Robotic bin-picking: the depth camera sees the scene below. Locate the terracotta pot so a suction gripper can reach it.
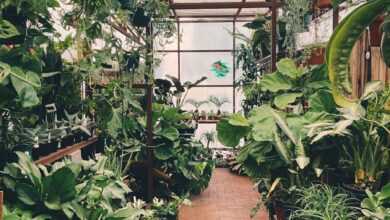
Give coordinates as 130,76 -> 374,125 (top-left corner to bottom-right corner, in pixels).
307,47 -> 325,65
316,0 -> 332,8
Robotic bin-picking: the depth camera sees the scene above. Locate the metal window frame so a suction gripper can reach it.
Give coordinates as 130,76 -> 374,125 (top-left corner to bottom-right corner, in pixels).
159,0 -> 281,114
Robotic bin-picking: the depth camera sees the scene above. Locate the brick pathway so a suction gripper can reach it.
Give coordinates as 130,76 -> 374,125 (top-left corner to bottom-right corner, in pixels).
179,168 -> 269,220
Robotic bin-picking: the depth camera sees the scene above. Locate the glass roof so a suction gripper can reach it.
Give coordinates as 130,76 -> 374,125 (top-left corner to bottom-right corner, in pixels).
169,0 -> 272,19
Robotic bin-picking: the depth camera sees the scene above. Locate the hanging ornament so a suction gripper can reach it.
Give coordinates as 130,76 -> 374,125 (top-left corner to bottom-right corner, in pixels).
211,60 -> 230,78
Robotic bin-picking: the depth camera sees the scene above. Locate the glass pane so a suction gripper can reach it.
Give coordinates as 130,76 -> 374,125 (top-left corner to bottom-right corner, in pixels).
195,123 -> 227,148
235,87 -> 245,113
182,87 -> 233,113
235,22 -> 252,46
180,22 -> 233,50
154,23 -> 178,51
180,52 -> 234,85
154,53 -> 178,79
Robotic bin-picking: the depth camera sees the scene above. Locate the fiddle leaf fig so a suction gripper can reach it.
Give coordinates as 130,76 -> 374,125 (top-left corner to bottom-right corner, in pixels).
260,72 -> 292,92
217,119 -> 249,147
248,105 -> 276,142
274,93 -> 302,109
276,58 -> 305,79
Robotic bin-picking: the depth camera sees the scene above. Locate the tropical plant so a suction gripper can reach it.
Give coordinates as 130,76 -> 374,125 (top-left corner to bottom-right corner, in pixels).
307,82 -> 390,188
360,183 -> 390,220
201,131 -> 216,149
326,0 -> 390,109
1,152 -> 150,220
208,96 -> 230,114
235,15 -> 287,114
290,184 -> 360,220
185,99 -> 209,111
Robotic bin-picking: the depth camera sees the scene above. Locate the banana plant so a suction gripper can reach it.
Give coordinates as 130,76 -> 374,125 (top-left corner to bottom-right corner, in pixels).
326,0 -> 390,108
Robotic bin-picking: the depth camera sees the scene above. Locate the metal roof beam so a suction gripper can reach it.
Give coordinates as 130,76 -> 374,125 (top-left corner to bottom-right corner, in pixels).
170,2 -> 282,10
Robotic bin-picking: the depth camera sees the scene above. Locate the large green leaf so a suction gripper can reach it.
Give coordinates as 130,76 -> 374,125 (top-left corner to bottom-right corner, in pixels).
308,90 -> 336,113
228,113 -> 250,127
159,126 -> 179,141
217,119 -> 249,147
381,17 -> 390,67
10,68 -> 41,107
248,105 -> 276,142
0,61 -> 11,83
0,19 -> 20,39
15,152 -> 42,188
15,183 -> 41,205
43,167 -> 76,210
274,93 -> 302,109
107,108 -> 122,138
260,72 -> 292,92
276,58 -> 305,79
273,130 -> 292,164
155,145 -> 174,160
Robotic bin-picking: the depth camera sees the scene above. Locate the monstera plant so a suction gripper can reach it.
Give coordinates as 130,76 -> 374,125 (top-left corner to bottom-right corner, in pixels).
326,0 -> 390,108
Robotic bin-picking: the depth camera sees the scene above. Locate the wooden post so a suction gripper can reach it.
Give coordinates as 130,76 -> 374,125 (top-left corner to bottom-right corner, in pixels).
271,0 -> 278,71
0,191 -> 3,220
145,24 -> 154,202
333,6 -> 339,30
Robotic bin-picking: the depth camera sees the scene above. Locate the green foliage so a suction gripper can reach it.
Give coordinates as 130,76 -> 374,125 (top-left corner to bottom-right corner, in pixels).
290,185 -> 359,220
326,0 -> 390,108
1,153 -> 150,220
360,183 -> 390,220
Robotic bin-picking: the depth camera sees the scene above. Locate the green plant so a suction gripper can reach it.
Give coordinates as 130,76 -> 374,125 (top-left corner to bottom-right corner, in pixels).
307,83 -> 390,188
360,183 -> 390,220
151,195 -> 191,220
1,152 -> 151,220
185,99 -> 208,111
208,95 -> 230,114
290,184 -> 359,220
282,0 -> 312,55
201,131 -> 216,149
326,0 -> 390,108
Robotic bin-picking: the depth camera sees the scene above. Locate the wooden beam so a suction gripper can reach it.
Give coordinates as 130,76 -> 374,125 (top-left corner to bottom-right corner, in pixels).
35,137 -> 98,165
171,2 -> 282,10
0,191 -> 3,220
271,0 -> 278,71
333,6 -> 339,30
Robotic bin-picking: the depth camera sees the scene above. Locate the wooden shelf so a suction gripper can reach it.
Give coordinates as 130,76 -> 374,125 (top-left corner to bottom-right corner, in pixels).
35,137 -> 98,165
197,120 -> 220,124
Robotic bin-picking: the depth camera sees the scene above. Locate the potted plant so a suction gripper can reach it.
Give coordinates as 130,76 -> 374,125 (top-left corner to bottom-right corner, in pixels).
208,95 -> 230,119
200,110 -> 207,120
302,43 -> 327,65
185,99 -> 208,121
201,131 -> 216,149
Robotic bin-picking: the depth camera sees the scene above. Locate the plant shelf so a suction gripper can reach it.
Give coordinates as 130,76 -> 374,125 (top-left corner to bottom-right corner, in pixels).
35,137 -> 98,165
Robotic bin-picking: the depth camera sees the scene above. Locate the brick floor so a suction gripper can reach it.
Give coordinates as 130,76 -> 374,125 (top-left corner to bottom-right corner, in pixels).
179,168 -> 269,220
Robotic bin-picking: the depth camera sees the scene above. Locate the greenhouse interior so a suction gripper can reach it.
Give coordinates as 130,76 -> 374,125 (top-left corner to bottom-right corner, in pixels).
1,0 -> 390,219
